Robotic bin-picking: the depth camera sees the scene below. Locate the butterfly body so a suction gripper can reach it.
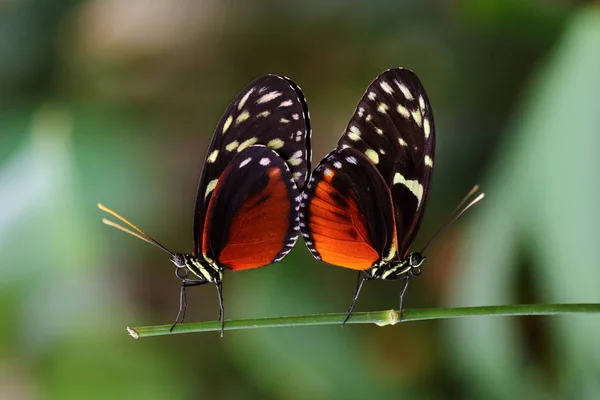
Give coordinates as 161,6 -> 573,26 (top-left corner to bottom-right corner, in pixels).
100,74 -> 311,335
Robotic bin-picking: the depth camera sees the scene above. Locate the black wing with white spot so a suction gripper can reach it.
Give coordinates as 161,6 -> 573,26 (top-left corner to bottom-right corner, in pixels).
336,68 -> 435,259
193,75 -> 311,257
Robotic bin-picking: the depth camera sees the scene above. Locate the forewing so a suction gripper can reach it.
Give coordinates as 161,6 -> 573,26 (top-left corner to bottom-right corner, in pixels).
337,68 -> 435,258
194,75 -> 310,257
299,148 -> 397,270
202,146 -> 300,271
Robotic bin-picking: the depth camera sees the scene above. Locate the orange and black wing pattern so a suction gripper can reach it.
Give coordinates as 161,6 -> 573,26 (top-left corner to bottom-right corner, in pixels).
336,68 -> 435,258
301,68 -> 435,271
299,148 -> 397,270
193,75 -> 310,261
202,146 -> 300,271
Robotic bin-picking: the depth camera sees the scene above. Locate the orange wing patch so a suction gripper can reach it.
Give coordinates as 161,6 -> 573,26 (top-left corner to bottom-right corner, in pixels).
213,167 -> 292,271
308,171 -> 379,270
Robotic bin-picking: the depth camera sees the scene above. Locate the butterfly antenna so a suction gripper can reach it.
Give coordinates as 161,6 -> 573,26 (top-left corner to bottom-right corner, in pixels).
98,203 -> 175,257
420,185 -> 485,254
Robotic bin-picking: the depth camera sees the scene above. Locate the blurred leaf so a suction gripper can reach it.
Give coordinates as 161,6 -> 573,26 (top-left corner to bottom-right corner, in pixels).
446,5 -> 600,399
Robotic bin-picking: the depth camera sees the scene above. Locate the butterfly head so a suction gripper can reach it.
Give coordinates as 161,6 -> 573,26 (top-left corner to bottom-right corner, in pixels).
406,251 -> 425,276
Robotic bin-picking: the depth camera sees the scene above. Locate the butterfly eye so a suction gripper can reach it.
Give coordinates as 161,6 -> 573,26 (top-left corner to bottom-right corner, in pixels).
171,254 -> 185,268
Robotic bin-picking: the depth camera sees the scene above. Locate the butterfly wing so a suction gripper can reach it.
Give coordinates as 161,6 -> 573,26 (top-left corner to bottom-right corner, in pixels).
336,68 -> 435,259
202,145 -> 300,271
193,75 -> 311,258
300,148 -> 397,270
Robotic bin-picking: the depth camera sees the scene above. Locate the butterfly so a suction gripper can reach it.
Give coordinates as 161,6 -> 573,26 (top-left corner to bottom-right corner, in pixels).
299,68 -> 483,323
99,74 -> 311,335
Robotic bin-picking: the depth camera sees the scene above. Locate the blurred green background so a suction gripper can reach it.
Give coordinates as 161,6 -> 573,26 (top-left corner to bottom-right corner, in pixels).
1,1 -> 599,399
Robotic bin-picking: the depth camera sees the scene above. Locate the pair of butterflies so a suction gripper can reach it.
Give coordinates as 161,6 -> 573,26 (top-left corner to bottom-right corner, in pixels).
99,68 -> 483,336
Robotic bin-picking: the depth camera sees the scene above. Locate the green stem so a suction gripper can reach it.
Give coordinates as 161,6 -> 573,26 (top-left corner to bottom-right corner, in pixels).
127,303 -> 600,339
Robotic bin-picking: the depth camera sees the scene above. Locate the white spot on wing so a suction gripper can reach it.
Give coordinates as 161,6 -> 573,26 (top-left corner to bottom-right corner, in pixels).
348,125 -> 361,141
395,80 -> 414,100
411,109 -> 423,127
333,161 -> 342,169
292,113 -> 299,120
419,95 -> 425,111
397,104 -> 410,119
393,172 -> 424,206
424,155 -> 433,167
424,118 -> 431,139
287,150 -> 303,166
380,81 -> 394,94
239,157 -> 252,168
346,156 -> 358,165
279,100 -> 293,107
368,92 -> 376,100
257,91 -> 282,104
259,157 -> 271,166
399,138 -> 408,146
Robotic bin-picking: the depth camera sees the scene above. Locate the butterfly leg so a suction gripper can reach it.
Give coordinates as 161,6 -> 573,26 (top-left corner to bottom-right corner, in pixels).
342,272 -> 372,326
215,281 -> 225,337
170,279 -> 206,332
398,275 -> 411,321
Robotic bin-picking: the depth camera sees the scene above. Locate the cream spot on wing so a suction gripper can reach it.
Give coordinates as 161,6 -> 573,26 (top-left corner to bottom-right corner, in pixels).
237,137 -> 257,152
424,155 -> 433,167
204,179 -> 218,199
395,80 -> 414,100
324,168 -> 333,178
279,100 -> 293,107
377,103 -> 389,114
287,150 -> 303,166
380,81 -> 394,94
376,128 -> 383,135
358,107 -> 365,117
424,118 -> 431,139
280,118 -> 290,123
411,109 -> 423,127
222,115 -> 233,134
225,140 -> 239,152
207,149 -> 219,163
364,149 -> 379,164
236,110 -> 250,125
368,92 -> 376,100
257,91 -> 282,104
347,125 -> 361,141
238,87 -> 255,110
366,114 -> 372,122
393,172 -> 424,206
258,110 -> 270,118
419,95 -> 425,111
399,138 -> 408,146
397,104 -> 410,119
267,138 -> 285,150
